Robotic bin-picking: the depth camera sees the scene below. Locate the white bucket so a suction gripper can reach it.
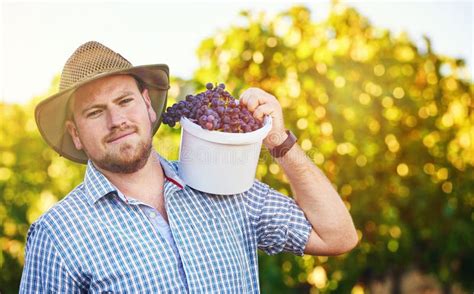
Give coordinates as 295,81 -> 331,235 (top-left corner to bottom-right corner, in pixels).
178,115 -> 272,195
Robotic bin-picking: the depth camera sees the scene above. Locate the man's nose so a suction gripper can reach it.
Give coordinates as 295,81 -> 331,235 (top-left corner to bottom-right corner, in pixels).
107,108 -> 127,130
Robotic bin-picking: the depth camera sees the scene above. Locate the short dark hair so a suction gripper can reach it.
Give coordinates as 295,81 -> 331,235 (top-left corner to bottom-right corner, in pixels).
132,75 -> 146,93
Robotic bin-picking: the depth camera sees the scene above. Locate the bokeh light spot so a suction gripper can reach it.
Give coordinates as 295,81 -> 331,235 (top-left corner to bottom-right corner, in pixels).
397,163 -> 409,176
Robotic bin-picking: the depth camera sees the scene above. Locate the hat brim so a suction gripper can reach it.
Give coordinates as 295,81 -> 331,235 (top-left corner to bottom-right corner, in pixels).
35,64 -> 170,164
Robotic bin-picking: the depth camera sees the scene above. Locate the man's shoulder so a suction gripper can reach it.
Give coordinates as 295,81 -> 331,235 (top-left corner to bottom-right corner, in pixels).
33,182 -> 90,231
246,178 -> 271,196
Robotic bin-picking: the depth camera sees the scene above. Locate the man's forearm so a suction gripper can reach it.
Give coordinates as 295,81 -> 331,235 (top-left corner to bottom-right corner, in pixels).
267,136 -> 358,251
239,87 -> 357,253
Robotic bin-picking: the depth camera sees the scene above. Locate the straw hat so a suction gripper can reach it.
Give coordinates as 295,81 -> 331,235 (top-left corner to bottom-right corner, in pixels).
35,41 -> 170,164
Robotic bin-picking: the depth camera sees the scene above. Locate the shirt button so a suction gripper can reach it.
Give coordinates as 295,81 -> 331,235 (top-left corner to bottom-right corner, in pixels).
149,212 -> 157,218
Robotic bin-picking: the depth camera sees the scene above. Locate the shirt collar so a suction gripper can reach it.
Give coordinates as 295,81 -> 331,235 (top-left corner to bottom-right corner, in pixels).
83,151 -> 186,205
156,153 -> 186,189
83,160 -> 118,205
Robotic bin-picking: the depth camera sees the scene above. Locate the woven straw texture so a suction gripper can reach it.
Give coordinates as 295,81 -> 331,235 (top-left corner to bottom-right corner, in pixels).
59,41 -> 133,91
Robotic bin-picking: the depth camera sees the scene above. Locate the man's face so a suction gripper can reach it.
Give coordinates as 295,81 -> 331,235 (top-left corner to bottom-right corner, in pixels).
66,75 -> 157,173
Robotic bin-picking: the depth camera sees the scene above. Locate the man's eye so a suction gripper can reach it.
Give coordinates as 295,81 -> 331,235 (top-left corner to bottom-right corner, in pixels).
120,98 -> 133,105
87,110 -> 102,118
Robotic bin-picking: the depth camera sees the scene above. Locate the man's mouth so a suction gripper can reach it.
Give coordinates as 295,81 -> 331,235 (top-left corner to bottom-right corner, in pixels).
107,131 -> 136,143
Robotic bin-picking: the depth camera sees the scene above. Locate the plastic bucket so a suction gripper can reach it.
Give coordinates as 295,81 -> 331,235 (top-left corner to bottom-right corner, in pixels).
178,115 -> 272,195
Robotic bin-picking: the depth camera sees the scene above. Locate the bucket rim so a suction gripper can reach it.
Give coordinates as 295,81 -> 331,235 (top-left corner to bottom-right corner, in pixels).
180,115 -> 272,145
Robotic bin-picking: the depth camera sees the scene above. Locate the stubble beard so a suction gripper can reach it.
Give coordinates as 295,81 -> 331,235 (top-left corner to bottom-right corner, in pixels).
94,131 -> 153,174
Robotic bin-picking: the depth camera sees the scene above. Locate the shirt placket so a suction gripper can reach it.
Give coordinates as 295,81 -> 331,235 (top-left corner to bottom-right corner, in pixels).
117,188 -> 188,292
162,179 -> 191,292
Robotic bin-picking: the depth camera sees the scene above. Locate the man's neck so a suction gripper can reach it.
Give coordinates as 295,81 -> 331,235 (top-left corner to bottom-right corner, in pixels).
95,151 -> 165,209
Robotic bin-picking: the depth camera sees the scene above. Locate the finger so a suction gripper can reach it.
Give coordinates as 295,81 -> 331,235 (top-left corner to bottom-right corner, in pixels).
253,103 -> 275,122
239,90 -> 249,106
245,96 -> 261,112
240,88 -> 271,107
239,89 -> 257,106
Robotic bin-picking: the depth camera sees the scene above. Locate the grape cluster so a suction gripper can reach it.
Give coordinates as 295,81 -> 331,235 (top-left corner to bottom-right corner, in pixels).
162,83 -> 263,133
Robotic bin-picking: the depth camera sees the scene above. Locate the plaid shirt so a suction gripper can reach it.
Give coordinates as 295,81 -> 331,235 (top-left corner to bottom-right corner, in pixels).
20,153 -> 312,293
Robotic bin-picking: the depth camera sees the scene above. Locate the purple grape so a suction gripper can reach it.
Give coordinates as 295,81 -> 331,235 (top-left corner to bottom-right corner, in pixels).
243,125 -> 252,133
223,124 -> 231,132
162,82 -> 264,133
216,106 -> 225,114
228,100 -> 236,108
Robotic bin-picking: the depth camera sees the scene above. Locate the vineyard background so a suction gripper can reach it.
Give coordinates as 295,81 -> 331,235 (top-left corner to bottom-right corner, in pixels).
1,3 -> 472,293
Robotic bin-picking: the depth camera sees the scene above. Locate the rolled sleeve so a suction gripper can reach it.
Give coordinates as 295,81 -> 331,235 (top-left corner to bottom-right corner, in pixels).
244,180 -> 312,256
20,222 -> 83,293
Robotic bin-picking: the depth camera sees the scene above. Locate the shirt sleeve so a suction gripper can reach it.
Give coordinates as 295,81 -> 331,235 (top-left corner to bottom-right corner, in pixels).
20,222 -> 84,293
243,179 -> 312,256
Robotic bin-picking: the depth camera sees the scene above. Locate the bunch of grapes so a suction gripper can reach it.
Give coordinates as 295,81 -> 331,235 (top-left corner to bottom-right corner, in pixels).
162,83 -> 263,133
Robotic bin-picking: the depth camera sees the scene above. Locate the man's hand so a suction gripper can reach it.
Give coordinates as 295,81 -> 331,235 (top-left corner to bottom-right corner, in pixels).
239,88 -> 288,149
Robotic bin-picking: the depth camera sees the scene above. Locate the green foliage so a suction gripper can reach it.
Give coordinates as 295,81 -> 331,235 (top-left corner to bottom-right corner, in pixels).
193,3 -> 473,292
0,77 -> 86,292
1,3 -> 472,293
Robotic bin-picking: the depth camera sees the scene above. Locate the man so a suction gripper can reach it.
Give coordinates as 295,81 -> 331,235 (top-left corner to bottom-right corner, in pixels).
20,41 -> 358,293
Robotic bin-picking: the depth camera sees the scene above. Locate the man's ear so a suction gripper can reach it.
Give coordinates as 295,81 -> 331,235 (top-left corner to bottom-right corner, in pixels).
65,120 -> 83,150
142,88 -> 157,123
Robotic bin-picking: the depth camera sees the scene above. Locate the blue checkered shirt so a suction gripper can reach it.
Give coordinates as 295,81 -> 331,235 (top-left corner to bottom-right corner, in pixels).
20,153 -> 312,293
